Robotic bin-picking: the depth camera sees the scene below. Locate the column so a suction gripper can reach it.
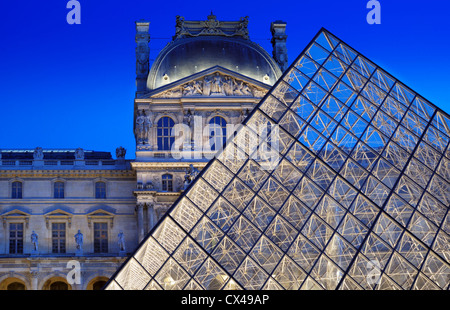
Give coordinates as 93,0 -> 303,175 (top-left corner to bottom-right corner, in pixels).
136,202 -> 145,242
147,203 -> 156,232
31,271 -> 39,290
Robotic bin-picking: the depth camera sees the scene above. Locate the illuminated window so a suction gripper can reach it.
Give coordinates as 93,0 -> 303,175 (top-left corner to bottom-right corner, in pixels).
162,174 -> 173,192
52,223 -> 66,254
209,116 -> 227,151
9,223 -> 23,254
157,117 -> 175,151
94,223 -> 108,253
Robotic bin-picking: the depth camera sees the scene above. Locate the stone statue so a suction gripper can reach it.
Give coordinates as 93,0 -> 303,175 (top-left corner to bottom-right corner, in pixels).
211,73 -> 224,95
75,230 -> 83,251
242,83 -> 253,96
74,148 -> 84,160
183,82 -> 195,96
234,80 -> 244,96
118,230 -> 125,252
203,75 -> 212,96
193,80 -> 203,95
31,231 -> 38,251
184,109 -> 193,127
116,146 -> 126,159
241,109 -> 250,123
33,147 -> 44,160
135,110 -> 152,144
223,76 -> 234,96
184,164 -> 200,189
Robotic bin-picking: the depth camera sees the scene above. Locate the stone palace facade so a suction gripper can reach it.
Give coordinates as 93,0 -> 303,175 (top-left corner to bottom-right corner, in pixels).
0,14 -> 288,290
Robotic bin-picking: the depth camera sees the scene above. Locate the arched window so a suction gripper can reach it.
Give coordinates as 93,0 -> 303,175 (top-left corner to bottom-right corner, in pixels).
11,181 -> 22,199
54,182 -> 65,199
162,174 -> 173,192
209,116 -> 227,151
7,282 -> 25,290
49,281 -> 68,290
92,280 -> 107,290
95,182 -> 106,199
157,117 -> 175,151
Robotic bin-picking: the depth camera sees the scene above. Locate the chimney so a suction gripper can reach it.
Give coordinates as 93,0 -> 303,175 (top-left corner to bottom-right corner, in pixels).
270,21 -> 288,72
135,20 -> 150,94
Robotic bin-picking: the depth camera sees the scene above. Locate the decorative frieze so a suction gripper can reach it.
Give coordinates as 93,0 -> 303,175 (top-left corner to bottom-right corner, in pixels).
153,72 -> 267,99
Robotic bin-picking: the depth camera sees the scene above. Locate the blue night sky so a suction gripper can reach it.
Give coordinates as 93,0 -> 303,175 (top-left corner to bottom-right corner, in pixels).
0,0 -> 449,159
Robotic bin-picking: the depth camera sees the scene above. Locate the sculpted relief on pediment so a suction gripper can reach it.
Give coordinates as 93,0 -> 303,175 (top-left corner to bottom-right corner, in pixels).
153,72 -> 268,99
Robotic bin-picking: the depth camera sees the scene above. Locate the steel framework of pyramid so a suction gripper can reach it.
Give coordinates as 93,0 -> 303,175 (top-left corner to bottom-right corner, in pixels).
105,28 -> 450,290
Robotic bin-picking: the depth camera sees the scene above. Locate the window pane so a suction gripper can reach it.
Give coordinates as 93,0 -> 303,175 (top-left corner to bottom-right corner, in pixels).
12,182 -> 22,199
209,116 -> 227,151
157,117 -> 175,151
95,182 -> 106,199
94,223 -> 108,253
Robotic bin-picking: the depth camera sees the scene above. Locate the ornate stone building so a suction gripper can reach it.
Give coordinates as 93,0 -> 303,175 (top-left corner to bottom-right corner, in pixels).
0,14 -> 288,290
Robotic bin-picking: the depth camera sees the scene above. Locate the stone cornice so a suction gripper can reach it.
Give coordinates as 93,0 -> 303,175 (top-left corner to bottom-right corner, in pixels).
131,161 -> 207,170
0,169 -> 136,179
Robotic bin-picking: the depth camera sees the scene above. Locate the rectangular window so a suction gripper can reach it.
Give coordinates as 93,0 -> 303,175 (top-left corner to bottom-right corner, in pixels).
162,174 -> 173,192
95,182 -> 106,199
54,182 -> 65,199
52,223 -> 66,253
9,223 -> 23,254
94,223 -> 108,253
11,182 -> 22,199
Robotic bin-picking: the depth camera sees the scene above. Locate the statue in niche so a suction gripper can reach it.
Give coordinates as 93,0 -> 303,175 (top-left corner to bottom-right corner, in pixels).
118,230 -> 125,252
75,230 -> 83,251
31,231 -> 38,251
33,147 -> 44,160
74,147 -> 84,160
184,109 -> 193,127
135,110 -> 151,144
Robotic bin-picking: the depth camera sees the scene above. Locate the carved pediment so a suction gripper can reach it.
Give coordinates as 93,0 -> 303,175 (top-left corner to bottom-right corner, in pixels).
87,208 -> 115,228
151,71 -> 268,99
1,209 -> 31,228
44,209 -> 73,228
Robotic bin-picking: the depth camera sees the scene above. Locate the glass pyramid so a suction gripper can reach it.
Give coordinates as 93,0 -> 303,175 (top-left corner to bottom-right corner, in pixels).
105,28 -> 450,290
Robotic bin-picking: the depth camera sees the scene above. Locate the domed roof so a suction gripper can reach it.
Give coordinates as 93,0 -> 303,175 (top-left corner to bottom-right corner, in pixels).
147,35 -> 283,90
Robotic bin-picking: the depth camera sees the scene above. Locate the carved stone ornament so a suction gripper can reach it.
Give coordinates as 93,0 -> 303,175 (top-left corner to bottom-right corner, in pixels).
33,147 -> 44,160
135,109 -> 152,145
153,72 -> 267,99
116,146 -> 126,159
74,147 -> 84,160
173,14 -> 249,40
